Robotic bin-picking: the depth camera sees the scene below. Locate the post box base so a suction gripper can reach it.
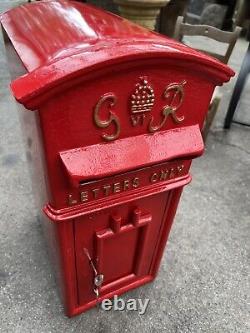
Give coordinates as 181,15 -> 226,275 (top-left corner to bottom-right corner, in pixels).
69,275 -> 154,317
41,186 -> 184,317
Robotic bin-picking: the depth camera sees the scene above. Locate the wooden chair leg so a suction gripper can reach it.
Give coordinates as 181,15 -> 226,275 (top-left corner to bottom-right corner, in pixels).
202,96 -> 221,141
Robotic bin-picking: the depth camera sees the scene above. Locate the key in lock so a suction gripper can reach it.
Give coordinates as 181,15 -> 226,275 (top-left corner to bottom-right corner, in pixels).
84,248 -> 104,298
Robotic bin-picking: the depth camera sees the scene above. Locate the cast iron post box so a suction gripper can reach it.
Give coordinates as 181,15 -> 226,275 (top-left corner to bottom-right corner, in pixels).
1,0 -> 233,317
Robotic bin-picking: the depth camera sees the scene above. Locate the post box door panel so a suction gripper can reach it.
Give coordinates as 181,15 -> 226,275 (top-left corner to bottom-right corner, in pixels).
74,191 -> 170,305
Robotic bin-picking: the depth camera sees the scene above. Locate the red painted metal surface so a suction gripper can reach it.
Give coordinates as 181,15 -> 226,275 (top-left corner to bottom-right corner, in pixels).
1,0 -> 233,108
1,0 -> 234,317
59,125 -> 203,185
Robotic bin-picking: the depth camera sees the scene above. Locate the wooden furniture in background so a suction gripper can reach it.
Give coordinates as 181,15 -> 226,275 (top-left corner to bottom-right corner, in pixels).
113,0 -> 170,30
174,16 -> 241,62
159,0 -> 189,37
174,16 -> 241,140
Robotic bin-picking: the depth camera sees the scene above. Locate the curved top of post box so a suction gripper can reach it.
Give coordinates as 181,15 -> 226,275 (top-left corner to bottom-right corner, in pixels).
0,0 -> 234,109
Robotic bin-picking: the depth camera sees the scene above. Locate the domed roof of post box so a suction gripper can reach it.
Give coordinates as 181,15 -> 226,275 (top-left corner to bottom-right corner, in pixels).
0,0 -> 234,110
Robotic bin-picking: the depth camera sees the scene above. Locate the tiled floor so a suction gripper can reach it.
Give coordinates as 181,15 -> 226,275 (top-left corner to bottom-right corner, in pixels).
0,2 -> 249,332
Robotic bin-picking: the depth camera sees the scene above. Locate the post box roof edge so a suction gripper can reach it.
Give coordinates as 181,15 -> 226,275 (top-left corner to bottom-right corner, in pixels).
0,0 -> 234,110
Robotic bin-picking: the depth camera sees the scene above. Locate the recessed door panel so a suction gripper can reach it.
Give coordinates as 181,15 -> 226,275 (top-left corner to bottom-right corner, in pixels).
96,223 -> 140,284
74,191 -> 170,306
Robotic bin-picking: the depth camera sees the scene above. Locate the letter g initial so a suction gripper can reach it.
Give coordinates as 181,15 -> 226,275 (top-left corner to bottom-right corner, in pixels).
94,93 -> 121,141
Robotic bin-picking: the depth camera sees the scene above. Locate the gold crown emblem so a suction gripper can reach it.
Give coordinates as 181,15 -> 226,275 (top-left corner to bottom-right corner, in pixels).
131,77 -> 155,114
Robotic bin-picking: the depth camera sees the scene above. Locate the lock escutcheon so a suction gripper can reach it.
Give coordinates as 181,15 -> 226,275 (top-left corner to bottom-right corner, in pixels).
84,248 -> 104,298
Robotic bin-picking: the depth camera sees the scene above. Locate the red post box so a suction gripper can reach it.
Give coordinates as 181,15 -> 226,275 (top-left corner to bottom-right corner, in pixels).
1,0 -> 233,317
